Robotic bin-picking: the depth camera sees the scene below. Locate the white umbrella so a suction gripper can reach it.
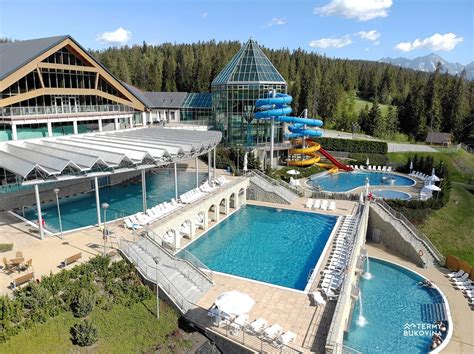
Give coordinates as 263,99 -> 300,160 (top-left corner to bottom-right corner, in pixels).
359,192 -> 364,204
365,177 -> 370,196
215,291 -> 255,316
424,184 -> 441,191
409,161 -> 413,171
243,152 -> 248,172
366,157 -> 370,165
286,169 -> 301,176
430,168 -> 440,182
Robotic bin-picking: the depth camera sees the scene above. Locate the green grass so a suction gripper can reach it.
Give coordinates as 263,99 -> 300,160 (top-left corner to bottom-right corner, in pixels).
354,97 -> 391,117
0,298 -> 189,353
419,185 -> 474,264
388,149 -> 474,263
0,244 -> 13,253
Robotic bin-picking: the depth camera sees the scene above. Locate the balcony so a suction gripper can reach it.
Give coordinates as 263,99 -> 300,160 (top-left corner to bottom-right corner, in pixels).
0,104 -> 135,120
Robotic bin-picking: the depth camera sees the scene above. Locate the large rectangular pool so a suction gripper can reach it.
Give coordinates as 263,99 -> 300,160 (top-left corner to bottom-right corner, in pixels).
181,205 -> 338,291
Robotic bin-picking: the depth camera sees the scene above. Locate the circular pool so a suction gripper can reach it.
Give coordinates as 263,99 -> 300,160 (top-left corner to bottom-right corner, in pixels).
372,189 -> 412,200
344,258 -> 451,353
308,171 -> 415,193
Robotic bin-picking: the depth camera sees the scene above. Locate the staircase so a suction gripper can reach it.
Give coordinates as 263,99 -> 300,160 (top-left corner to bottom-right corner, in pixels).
371,201 -> 444,267
121,237 -> 213,313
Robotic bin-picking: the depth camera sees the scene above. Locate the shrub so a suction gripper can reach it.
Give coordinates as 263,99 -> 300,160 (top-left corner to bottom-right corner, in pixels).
313,137 -> 388,154
348,153 -> 388,166
70,319 -> 98,347
71,290 -> 96,318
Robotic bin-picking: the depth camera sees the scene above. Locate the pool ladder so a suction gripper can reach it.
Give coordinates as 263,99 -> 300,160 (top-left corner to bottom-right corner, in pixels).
307,268 -> 315,282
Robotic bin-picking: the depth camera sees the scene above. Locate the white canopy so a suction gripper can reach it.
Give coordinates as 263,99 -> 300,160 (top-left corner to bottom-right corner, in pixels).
359,192 -> 364,204
424,184 -> 441,191
215,291 -> 255,316
243,152 -> 248,172
286,169 -> 301,175
365,177 -> 370,196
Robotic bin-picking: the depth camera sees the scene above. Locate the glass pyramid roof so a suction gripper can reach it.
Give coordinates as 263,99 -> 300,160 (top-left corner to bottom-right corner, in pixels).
212,38 -> 286,85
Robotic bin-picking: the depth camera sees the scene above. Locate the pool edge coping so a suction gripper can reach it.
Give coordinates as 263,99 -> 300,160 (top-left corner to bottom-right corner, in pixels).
366,256 -> 454,354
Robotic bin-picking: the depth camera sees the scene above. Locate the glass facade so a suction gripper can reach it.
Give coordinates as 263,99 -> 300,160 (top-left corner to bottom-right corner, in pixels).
211,39 -> 287,145
180,93 -> 212,123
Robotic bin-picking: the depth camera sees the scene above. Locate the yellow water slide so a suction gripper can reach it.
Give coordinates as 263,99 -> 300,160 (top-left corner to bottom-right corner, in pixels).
287,140 -> 321,167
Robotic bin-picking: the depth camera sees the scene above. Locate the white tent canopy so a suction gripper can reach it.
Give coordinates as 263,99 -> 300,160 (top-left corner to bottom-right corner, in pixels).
214,291 -> 255,316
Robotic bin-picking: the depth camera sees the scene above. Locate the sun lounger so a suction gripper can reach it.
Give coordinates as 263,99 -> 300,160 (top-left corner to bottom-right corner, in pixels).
313,199 -> 321,209
328,201 -> 336,211
124,218 -> 142,230
263,324 -> 283,341
382,166 -> 387,172
320,200 -> 328,211
451,273 -> 469,283
274,331 -> 297,348
387,166 -> 392,172
246,318 -> 267,335
447,270 -> 464,278
305,198 -> 314,208
230,314 -> 249,335
310,291 -> 327,306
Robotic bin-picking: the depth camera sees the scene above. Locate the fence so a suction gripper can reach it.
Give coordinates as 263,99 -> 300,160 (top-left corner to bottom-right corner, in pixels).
250,170 -> 303,198
375,199 -> 445,264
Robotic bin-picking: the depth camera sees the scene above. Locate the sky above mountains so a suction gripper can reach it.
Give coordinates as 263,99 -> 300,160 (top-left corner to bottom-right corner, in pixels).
1,0 -> 472,65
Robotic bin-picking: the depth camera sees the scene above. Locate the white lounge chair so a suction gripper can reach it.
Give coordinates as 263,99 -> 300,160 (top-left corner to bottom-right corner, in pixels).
382,166 -> 387,172
451,273 -> 469,283
124,218 -> 142,230
305,198 -> 314,208
263,324 -> 283,341
387,166 -> 392,172
446,270 -> 464,279
310,291 -> 327,306
246,318 -> 267,335
313,199 -> 321,209
274,331 -> 297,348
320,200 -> 328,211
230,314 -> 249,335
328,201 -> 336,211
377,166 -> 382,171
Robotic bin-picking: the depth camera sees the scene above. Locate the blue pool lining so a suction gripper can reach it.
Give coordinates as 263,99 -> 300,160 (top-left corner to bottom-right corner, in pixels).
179,202 -> 341,294
372,189 -> 412,200
367,256 -> 453,353
306,171 -> 417,194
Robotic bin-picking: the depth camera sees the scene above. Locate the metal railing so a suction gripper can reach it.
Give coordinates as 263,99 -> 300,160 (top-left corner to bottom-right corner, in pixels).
0,104 -> 134,117
249,170 -> 302,200
375,199 -> 445,264
326,341 -> 362,354
176,248 -> 214,280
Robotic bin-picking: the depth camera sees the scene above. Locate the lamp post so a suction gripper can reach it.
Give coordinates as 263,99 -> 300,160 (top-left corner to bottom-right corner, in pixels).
153,256 -> 160,320
101,202 -> 109,256
53,188 -> 63,239
236,144 -> 242,175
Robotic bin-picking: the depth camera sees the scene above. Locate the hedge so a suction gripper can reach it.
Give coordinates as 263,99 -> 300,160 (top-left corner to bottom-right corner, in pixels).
313,137 -> 388,154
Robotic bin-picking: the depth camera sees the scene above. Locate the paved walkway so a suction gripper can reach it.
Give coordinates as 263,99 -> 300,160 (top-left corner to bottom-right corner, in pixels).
366,243 -> 474,354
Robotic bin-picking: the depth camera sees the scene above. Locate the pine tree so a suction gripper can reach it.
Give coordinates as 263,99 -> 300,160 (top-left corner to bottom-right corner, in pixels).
369,100 -> 383,137
425,63 -> 443,132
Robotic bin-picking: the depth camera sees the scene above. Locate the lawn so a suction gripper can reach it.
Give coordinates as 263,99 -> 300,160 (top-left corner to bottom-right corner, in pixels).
388,149 -> 474,263
354,97 -> 391,117
0,298 -> 189,353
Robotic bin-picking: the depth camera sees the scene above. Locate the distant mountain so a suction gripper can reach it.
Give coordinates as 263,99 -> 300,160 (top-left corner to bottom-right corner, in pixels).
379,54 -> 474,80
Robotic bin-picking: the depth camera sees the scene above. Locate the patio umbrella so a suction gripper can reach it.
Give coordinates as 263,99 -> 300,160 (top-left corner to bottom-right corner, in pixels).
286,169 -> 301,176
430,168 -> 440,182
243,152 -> 248,172
365,177 -> 370,196
359,192 -> 364,204
215,291 -> 255,316
366,157 -> 370,166
424,184 -> 441,192
409,161 -> 413,171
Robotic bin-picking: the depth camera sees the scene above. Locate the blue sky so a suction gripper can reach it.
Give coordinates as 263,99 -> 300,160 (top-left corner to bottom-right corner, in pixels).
1,0 -> 472,64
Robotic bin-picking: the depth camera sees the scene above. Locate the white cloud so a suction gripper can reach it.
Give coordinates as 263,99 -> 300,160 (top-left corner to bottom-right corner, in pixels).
373,40 -> 380,46
266,17 -> 286,27
356,30 -> 380,41
315,0 -> 393,21
97,28 -> 131,45
202,11 -> 208,18
309,35 -> 352,49
395,33 -> 463,52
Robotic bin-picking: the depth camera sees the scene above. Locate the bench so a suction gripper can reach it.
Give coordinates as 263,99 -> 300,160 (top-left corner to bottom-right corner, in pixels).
61,252 -> 82,268
11,272 -> 35,289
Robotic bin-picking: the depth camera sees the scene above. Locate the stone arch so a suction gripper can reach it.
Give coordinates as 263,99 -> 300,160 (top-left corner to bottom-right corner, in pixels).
229,192 -> 237,209
238,187 -> 246,206
219,197 -> 228,215
164,228 -> 179,249
196,211 -> 207,230
179,219 -> 194,239
208,203 -> 219,222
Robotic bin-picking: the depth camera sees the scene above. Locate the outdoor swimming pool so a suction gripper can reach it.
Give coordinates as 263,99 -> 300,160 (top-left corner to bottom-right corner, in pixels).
308,171 -> 415,192
22,171 -> 206,232
181,205 -> 338,291
344,258 -> 449,353
373,189 -> 412,200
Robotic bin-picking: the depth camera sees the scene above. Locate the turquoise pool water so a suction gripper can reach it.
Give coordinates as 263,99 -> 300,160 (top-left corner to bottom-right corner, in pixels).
308,171 -> 415,192
23,171 -> 206,232
180,205 -> 337,290
344,258 -> 447,353
373,189 -> 412,200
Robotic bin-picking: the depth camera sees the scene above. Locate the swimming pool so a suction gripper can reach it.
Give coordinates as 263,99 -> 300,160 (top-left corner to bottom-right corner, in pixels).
308,171 -> 415,192
344,258 -> 449,353
373,189 -> 412,200
22,171 -> 207,232
180,205 -> 338,291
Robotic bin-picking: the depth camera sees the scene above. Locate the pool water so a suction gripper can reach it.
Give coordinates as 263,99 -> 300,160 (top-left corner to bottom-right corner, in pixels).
23,171 -> 207,232
344,258 -> 447,353
308,171 -> 415,192
373,189 -> 412,200
181,205 -> 337,290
